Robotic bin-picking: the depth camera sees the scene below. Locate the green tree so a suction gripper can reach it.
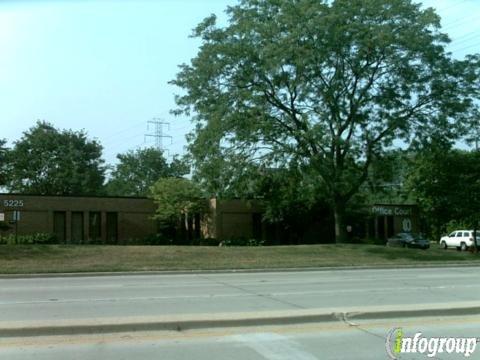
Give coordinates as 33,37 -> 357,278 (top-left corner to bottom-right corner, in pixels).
106,148 -> 189,197
151,177 -> 206,226
363,150 -> 414,204
6,121 -> 105,195
172,0 -> 479,242
407,145 -> 480,240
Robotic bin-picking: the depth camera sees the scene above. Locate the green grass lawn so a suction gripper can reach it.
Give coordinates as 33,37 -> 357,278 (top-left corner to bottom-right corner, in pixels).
0,244 -> 479,274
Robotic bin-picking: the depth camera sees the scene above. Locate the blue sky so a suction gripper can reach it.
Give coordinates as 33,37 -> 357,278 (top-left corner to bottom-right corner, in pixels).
0,0 -> 479,165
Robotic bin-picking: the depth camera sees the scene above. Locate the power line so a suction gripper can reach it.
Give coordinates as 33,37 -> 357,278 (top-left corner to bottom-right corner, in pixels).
103,133 -> 146,157
100,120 -> 146,144
450,29 -> 480,43
450,40 -> 480,54
433,0 -> 470,14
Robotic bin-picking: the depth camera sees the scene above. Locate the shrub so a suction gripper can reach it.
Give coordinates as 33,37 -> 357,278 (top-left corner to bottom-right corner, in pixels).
122,236 -> 220,246
222,237 -> 265,247
190,238 -> 220,246
0,221 -> 10,232
0,233 -> 57,245
445,220 -> 470,234
123,234 -> 174,246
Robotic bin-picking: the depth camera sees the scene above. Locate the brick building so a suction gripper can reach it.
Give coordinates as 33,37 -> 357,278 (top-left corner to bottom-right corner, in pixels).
0,193 -> 420,244
0,194 -> 157,244
202,198 -> 265,240
0,194 -> 267,244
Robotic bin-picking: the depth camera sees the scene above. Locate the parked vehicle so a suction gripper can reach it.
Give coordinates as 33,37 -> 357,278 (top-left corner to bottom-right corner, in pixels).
439,230 -> 480,251
387,233 -> 430,249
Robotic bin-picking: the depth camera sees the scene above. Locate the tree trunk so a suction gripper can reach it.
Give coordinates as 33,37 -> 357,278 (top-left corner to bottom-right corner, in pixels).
334,201 -> 348,244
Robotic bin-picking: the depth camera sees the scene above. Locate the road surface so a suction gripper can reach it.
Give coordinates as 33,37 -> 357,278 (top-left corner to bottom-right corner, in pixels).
0,267 -> 479,322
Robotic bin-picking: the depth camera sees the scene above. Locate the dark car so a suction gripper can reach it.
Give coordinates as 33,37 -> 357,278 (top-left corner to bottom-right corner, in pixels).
387,233 -> 430,249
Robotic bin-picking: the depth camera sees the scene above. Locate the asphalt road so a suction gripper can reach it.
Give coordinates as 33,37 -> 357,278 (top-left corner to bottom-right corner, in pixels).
1,266 -> 479,322
2,315 -> 480,359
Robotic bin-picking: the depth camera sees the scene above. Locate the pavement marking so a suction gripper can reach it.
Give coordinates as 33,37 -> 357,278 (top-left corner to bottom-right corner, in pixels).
231,333 -> 318,360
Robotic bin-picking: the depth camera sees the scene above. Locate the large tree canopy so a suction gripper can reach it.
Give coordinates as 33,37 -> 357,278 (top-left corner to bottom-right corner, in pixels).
106,148 -> 189,197
172,0 -> 480,242
6,121 -> 105,195
407,144 -> 480,240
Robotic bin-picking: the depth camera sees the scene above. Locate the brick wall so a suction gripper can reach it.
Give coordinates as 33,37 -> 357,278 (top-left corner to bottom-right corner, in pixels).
0,194 -> 157,243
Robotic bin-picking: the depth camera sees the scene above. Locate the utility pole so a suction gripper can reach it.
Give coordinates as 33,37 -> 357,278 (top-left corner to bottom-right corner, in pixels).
144,118 -> 172,152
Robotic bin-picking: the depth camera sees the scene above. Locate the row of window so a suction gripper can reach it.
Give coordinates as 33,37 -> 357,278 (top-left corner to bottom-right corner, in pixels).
53,211 -> 118,243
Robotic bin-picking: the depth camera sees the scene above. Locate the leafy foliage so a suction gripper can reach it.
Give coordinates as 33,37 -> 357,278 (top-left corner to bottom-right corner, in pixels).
172,0 -> 480,242
5,121 -> 105,195
106,148 -> 189,197
151,178 -> 206,225
407,146 -> 480,239
0,233 -> 57,245
0,221 -> 10,232
222,237 -> 265,246
363,150 -> 414,204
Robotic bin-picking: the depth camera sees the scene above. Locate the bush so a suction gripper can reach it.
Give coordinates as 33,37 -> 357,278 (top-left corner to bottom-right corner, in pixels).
122,236 -> 220,246
222,237 -> 265,247
0,221 -> 10,232
445,220 -> 470,234
0,233 -> 57,245
190,238 -> 220,246
122,234 -> 174,246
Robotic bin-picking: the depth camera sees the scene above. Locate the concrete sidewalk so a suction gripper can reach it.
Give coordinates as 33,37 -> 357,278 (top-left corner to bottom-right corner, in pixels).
2,301 -> 480,337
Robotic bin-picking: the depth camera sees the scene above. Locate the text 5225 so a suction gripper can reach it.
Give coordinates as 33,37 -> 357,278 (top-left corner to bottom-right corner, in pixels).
3,200 -> 24,208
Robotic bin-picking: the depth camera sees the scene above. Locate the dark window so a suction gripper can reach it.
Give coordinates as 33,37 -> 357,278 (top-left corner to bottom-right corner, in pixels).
368,218 -> 375,239
194,213 -> 201,239
377,216 -> 385,240
89,212 -> 101,242
106,212 -> 118,244
53,211 -> 66,243
252,213 -> 262,240
71,212 -> 84,244
387,216 -> 394,237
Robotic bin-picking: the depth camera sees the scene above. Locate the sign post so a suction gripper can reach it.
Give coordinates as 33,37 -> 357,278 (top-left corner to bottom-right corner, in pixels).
13,211 -> 20,244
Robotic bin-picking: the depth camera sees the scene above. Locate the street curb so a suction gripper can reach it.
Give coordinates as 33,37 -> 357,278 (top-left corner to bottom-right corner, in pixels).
1,262 -> 480,279
2,303 -> 480,338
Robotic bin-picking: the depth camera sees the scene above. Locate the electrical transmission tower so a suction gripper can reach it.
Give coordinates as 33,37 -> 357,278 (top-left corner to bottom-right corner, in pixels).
145,118 -> 172,153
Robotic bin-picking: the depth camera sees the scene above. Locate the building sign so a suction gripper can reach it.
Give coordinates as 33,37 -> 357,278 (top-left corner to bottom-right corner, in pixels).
371,206 -> 413,216
402,218 -> 412,232
3,200 -> 24,208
